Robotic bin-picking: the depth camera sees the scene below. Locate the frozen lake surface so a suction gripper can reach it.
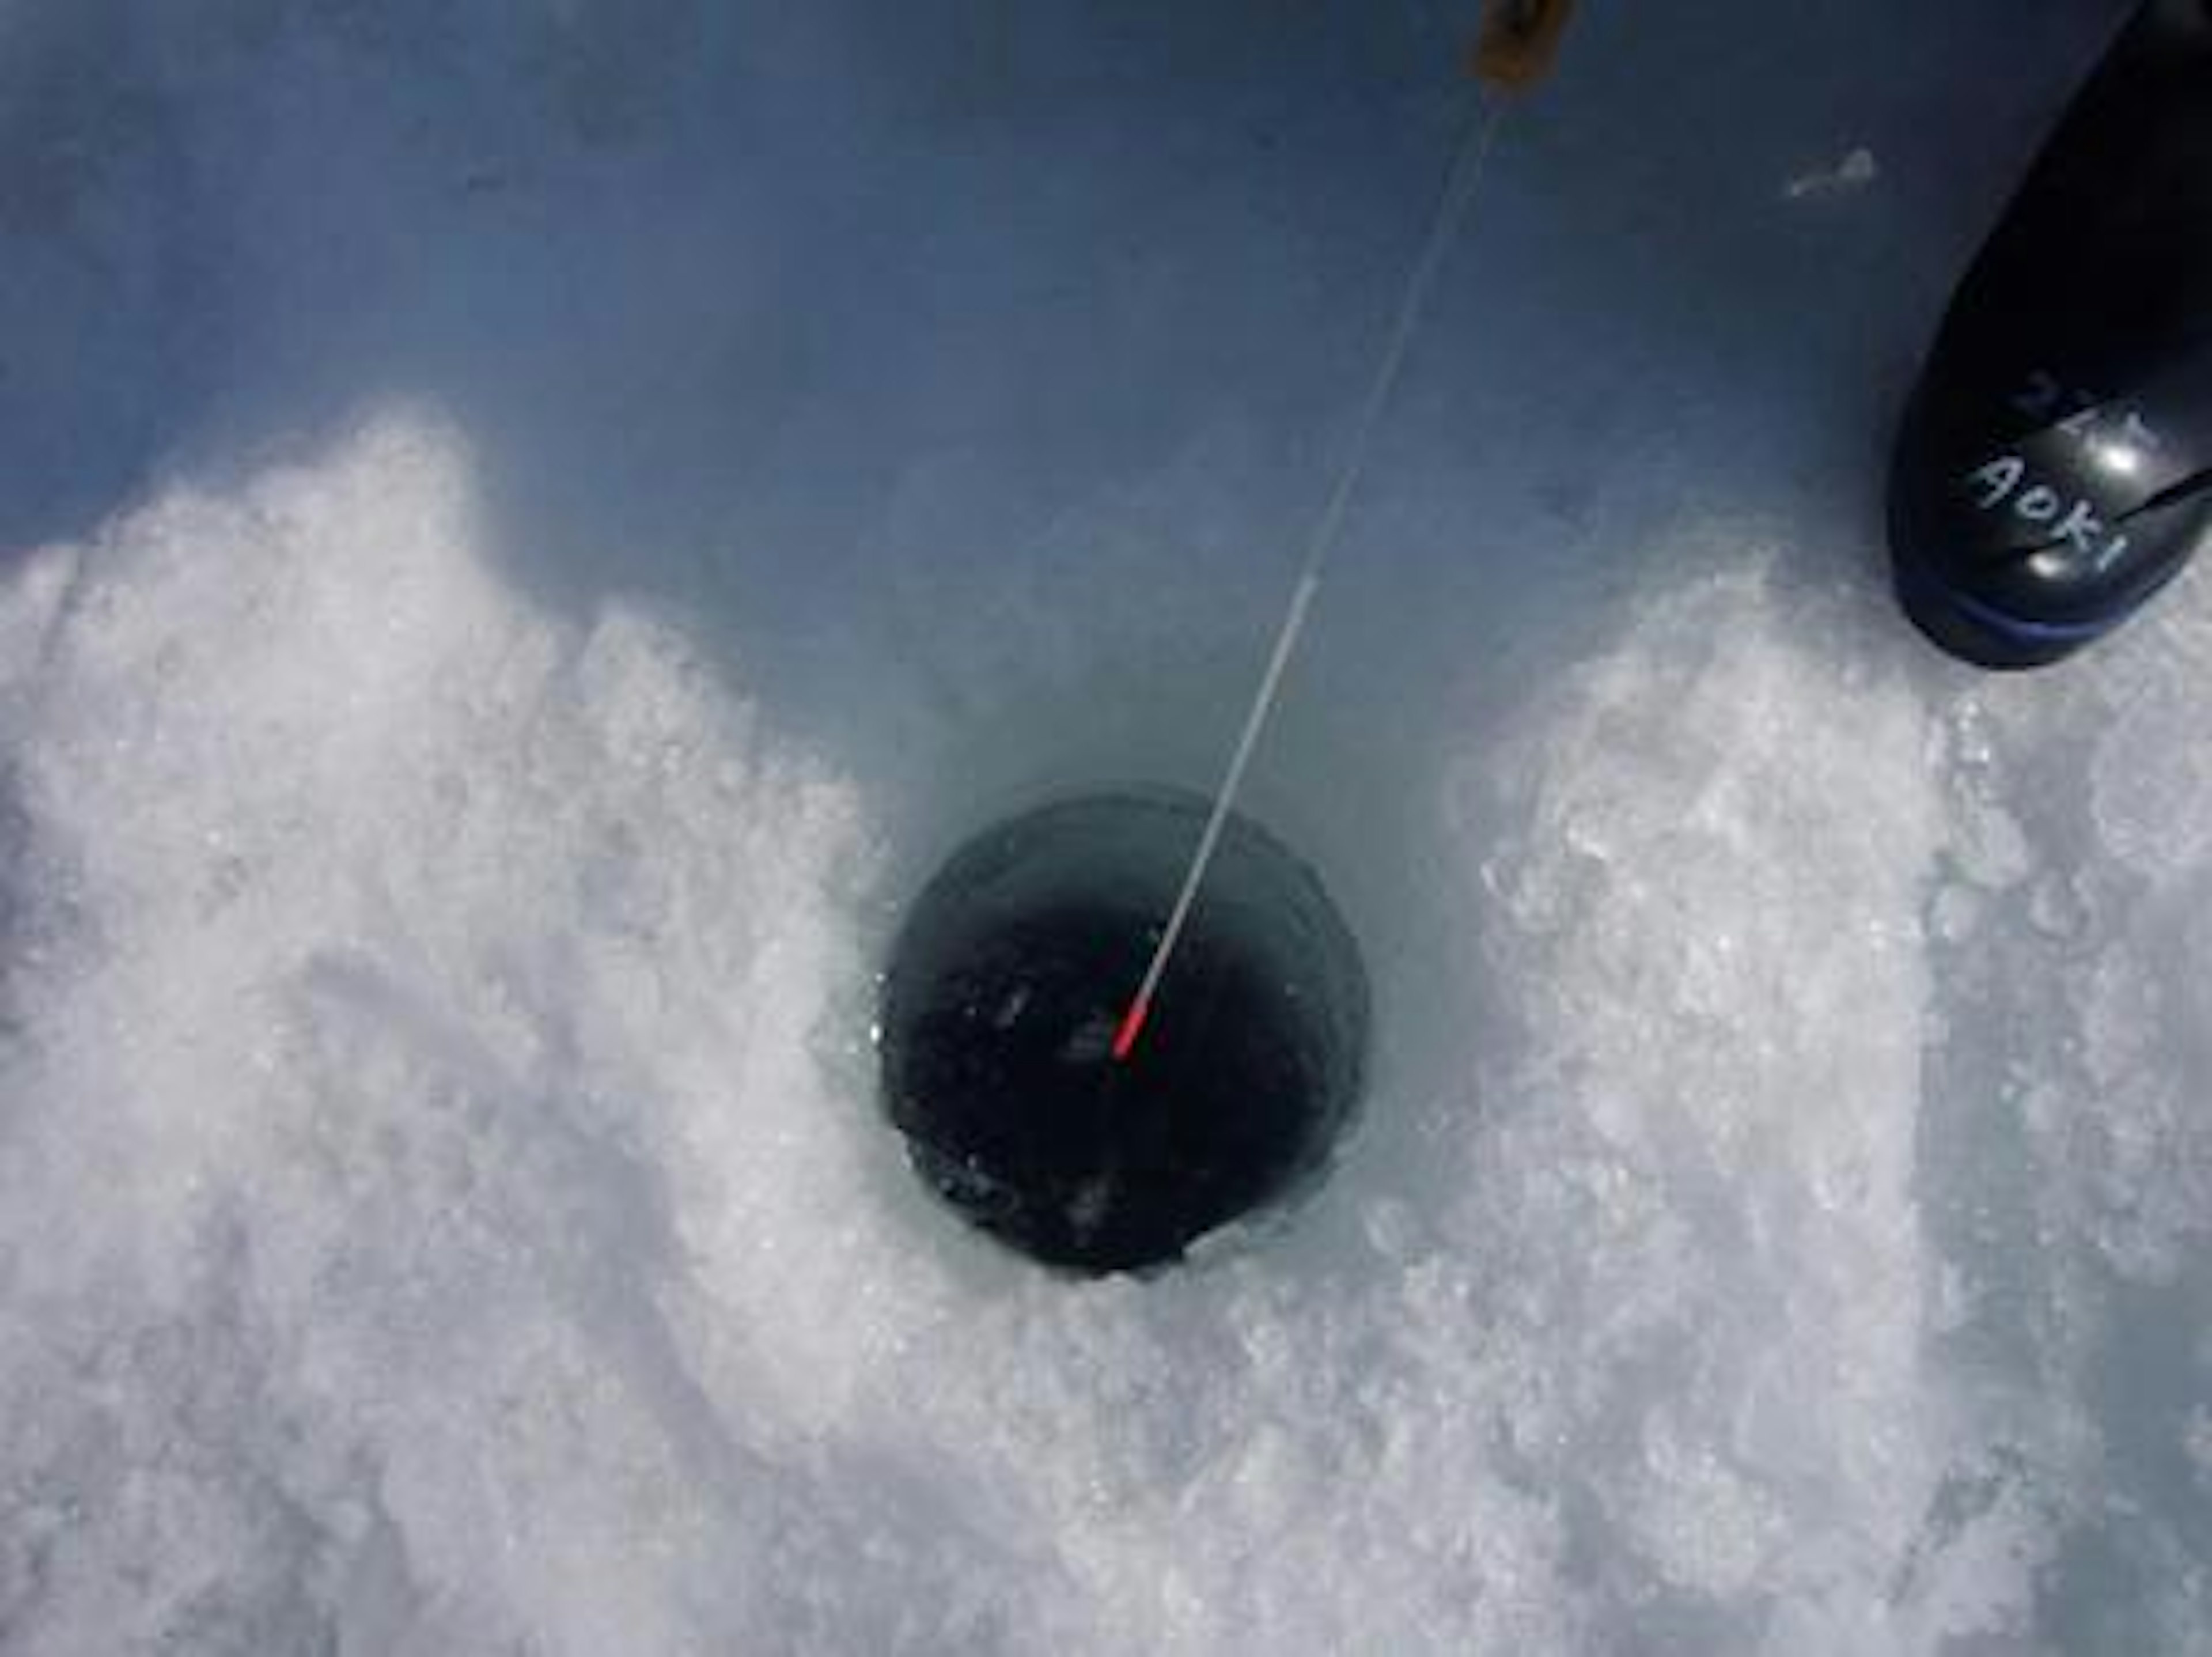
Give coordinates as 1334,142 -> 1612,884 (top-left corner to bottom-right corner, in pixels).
4,2 -> 2209,1651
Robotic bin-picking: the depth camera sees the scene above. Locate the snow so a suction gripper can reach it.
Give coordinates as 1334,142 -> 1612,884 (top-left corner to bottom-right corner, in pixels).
3,1 -> 2209,1652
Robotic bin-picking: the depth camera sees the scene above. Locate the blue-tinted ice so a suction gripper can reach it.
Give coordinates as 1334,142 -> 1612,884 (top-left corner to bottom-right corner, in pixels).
2,2 -> 2207,1652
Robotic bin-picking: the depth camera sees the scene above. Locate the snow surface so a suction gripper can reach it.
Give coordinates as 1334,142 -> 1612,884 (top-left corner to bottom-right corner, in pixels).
3,1 -> 2209,1652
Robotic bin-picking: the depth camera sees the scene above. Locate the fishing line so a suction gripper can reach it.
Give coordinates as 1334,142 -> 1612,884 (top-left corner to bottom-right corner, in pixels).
1111,1 -> 1573,1062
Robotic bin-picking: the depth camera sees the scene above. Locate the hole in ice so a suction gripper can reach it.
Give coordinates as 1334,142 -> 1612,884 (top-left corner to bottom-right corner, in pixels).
877,789 -> 1368,1274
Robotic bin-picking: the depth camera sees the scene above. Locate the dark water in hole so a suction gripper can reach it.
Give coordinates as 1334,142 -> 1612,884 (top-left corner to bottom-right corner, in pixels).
878,791 -> 1369,1274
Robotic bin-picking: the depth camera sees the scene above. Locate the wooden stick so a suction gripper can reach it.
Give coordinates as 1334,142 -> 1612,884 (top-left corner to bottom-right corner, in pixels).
1471,0 -> 1577,92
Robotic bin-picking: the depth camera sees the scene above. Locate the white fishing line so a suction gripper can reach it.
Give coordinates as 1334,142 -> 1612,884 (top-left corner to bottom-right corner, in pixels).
1113,96 -> 1512,1060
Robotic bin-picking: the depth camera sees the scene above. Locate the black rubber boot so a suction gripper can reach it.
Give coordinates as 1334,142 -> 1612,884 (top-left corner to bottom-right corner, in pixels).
1890,0 -> 2212,668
